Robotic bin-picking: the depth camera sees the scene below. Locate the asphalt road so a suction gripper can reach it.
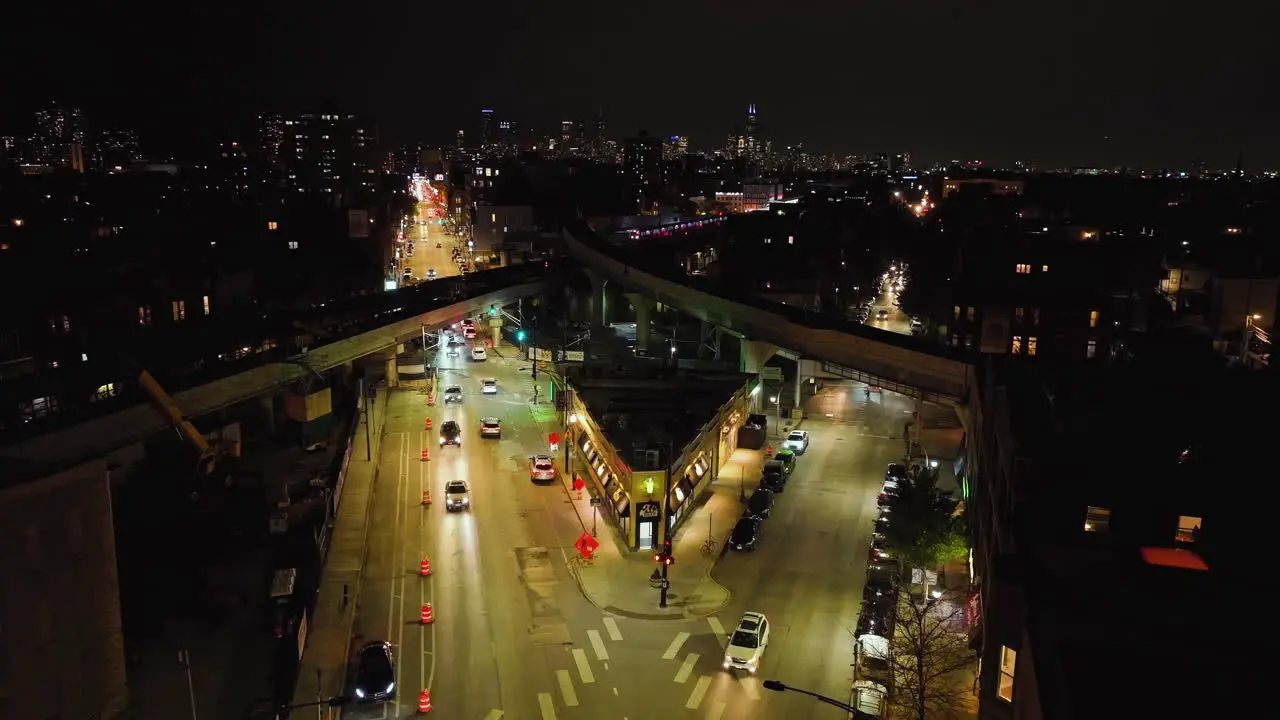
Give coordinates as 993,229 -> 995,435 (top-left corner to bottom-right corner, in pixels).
347,342 -> 634,719
866,289 -> 913,336
402,207 -> 462,285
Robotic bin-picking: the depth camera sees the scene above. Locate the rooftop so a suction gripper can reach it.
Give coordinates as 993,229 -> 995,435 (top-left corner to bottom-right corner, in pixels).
566,364 -> 749,472
1008,544 -> 1246,719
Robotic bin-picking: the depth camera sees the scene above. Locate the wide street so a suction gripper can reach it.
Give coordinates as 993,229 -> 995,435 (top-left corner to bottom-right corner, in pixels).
345,323 -> 912,718
400,194 -> 463,286
866,287 -> 913,336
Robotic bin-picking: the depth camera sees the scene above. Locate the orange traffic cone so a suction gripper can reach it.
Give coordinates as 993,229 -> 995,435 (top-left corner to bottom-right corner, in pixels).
425,418 -> 433,430
420,557 -> 432,576
421,449 -> 430,461
427,394 -> 435,406
421,603 -> 433,624
421,490 -> 432,506
418,689 -> 432,713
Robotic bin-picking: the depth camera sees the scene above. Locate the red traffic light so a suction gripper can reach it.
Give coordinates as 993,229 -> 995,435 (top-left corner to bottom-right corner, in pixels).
653,553 -> 663,564
663,555 -> 675,566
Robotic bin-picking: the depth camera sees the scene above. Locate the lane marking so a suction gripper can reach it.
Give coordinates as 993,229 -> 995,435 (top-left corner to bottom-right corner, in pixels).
740,675 -> 762,700
572,648 -> 595,684
587,629 -> 610,662
685,675 -> 712,709
603,617 -> 624,642
537,692 -> 557,720
556,669 -> 579,706
662,632 -> 691,660
483,712 -> 504,720
707,616 -> 726,646
707,700 -> 728,720
674,653 -> 700,683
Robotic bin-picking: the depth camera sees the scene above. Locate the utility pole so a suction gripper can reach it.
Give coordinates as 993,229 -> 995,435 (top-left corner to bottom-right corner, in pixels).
359,379 -> 371,461
178,649 -> 198,720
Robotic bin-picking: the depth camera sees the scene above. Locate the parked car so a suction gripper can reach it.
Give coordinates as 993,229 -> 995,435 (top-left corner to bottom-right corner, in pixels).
729,516 -> 763,551
746,488 -> 775,519
774,448 -> 797,474
863,565 -> 899,604
885,463 -> 909,482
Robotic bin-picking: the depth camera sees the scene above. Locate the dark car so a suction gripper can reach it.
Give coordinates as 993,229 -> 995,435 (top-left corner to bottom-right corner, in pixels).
729,516 -> 763,551
439,420 -> 462,447
746,488 -> 775,519
869,537 -> 896,565
863,565 -> 898,604
873,514 -> 891,538
763,458 -> 789,478
353,641 -> 396,703
760,473 -> 785,494
856,597 -> 895,639
885,463 -> 909,482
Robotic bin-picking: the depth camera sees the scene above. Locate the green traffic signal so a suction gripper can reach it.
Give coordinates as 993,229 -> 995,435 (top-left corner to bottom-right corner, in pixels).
516,330 -> 527,342
488,305 -> 497,317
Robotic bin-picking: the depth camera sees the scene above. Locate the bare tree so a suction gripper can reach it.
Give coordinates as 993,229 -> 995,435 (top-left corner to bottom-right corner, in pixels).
888,590 -> 977,720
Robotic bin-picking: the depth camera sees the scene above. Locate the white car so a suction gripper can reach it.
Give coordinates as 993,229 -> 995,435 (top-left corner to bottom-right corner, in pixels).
723,612 -> 770,673
480,417 -> 502,439
443,385 -> 463,404
444,480 -> 470,512
783,430 -> 809,455
482,378 -> 497,394
529,455 -> 556,483
471,347 -> 487,361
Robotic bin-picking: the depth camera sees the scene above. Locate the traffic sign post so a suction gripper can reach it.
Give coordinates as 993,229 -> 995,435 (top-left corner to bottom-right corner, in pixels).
589,496 -> 602,536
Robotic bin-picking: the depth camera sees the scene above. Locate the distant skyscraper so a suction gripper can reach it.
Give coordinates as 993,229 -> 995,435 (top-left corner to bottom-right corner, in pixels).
623,130 -> 664,189
456,129 -> 466,149
480,109 -> 496,147
29,103 -> 85,169
94,128 -> 142,169
266,112 -> 377,196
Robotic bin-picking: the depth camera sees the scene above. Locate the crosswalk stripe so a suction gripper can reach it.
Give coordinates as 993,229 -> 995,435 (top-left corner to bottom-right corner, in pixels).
603,617 -> 624,641
556,669 -> 579,706
740,675 -> 762,700
685,676 -> 712,709
537,692 -> 557,720
588,629 -> 610,661
662,632 -> 690,660
572,648 -> 595,684
674,653 -> 699,683
707,617 -> 726,648
706,700 -> 727,720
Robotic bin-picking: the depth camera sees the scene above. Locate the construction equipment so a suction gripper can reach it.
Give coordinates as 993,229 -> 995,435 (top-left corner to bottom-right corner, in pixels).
137,370 -> 237,474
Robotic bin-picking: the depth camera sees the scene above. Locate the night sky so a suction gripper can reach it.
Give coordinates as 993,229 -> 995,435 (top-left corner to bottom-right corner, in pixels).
5,0 -> 1278,167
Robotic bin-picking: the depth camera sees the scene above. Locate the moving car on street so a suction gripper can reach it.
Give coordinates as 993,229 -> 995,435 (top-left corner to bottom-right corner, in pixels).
439,420 -> 462,447
353,641 -> 396,704
443,385 -> 463,404
444,480 -> 471,512
482,378 -> 497,394
783,429 -> 810,454
471,346 -> 487,361
529,455 -> 556,483
480,417 -> 502,439
723,612 -> 770,673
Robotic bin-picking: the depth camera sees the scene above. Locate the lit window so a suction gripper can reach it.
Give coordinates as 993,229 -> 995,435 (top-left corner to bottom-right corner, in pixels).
61,315 -> 71,332
288,241 -> 299,250
138,305 -> 152,326
202,295 -> 211,316
998,646 -> 1016,701
1089,310 -> 1099,328
953,305 -> 961,320
1011,335 -> 1022,354
267,221 -> 279,230
1014,307 -> 1024,322
1015,263 -> 1031,274
1175,516 -> 1202,543
1041,264 -> 1049,272
1084,506 -> 1111,533
491,213 -> 496,223
92,383 -> 118,402
787,235 -> 794,244
1086,338 -> 1097,359
1027,337 -> 1037,356
966,306 -> 975,321
172,300 -> 185,321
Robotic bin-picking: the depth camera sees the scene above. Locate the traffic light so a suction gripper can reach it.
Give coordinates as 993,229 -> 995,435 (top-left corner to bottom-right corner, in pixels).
663,539 -> 673,555
488,305 -> 497,317
516,329 -> 527,342
652,551 -> 674,566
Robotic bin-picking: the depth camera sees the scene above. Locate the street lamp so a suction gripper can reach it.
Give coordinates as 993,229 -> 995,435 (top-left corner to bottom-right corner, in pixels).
762,680 -> 874,717
1241,313 -> 1263,362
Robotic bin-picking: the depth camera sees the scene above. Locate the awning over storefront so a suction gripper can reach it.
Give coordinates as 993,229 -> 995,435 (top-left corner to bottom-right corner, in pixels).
668,475 -> 696,516
611,484 -> 630,517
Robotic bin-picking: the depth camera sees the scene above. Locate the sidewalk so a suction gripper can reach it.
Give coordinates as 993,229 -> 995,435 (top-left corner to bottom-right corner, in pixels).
291,386 -> 387,715
528,382 -> 766,620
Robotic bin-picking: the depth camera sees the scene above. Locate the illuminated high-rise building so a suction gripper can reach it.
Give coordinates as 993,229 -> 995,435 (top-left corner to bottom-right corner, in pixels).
29,103 -> 85,169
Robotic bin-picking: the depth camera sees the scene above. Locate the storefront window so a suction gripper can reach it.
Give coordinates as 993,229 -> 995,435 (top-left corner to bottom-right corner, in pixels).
674,485 -> 686,503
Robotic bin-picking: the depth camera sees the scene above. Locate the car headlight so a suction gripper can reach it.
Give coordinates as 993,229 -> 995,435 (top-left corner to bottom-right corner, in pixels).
722,655 -> 732,668
386,682 -> 395,694
355,688 -> 365,699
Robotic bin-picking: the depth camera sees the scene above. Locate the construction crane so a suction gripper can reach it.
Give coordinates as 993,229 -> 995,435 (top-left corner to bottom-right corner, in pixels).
137,370 -> 235,474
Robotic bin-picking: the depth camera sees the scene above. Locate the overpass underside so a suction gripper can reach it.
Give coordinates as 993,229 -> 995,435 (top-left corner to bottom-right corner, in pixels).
561,224 -> 973,405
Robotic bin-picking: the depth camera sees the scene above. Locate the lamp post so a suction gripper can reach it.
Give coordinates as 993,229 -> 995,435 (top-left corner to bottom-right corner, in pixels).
761,680 -> 873,717
1241,313 -> 1262,364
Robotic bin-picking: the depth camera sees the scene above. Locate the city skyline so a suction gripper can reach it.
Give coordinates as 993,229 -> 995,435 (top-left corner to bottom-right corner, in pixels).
4,0 -> 1277,168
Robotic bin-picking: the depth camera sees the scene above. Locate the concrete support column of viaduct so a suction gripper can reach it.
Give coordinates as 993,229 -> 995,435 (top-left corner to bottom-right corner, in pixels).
625,293 -> 656,351
584,268 -> 608,327
739,339 -> 778,374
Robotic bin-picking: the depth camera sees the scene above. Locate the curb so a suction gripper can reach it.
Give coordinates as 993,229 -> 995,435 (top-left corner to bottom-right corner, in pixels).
335,390 -> 387,717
